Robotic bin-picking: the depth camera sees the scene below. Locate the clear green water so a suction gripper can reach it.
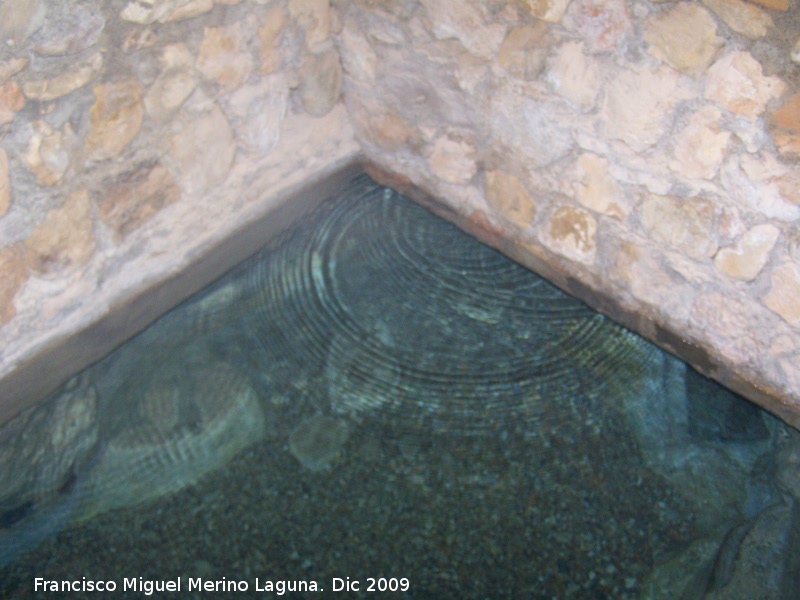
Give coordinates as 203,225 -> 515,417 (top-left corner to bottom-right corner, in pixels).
1,175 -> 797,599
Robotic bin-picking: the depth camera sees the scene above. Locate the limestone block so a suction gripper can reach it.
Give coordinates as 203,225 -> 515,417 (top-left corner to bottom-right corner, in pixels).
763,262 -> 800,327
84,77 -> 144,162
24,190 -> 95,275
167,92 -> 235,193
702,0 -> 772,40
224,77 -> 289,155
22,121 -> 78,186
29,0 -> 105,56
613,241 -> 682,307
98,162 -> 180,240
602,64 -> 688,151
422,0 -> 506,59
22,52 -> 104,102
564,0 -> 632,52
0,244 -> 26,325
721,154 -> 800,221
714,224 -> 779,281
640,193 -> 717,260
669,105 -> 730,181
288,0 -> 329,47
768,93 -> 800,156
705,52 -> 786,121
542,205 -> 597,265
644,3 -> 724,76
547,42 -> 600,112
297,49 -> 342,117
745,0 -> 788,9
120,0 -> 193,24
166,0 -> 213,22
0,80 -> 25,126
575,153 -> 626,218
498,24 -> 551,80
428,134 -> 477,185
363,110 -> 416,151
338,19 -> 377,81
197,24 -> 253,93
0,0 -> 46,45
0,149 -> 9,217
258,7 -> 287,74
144,44 -> 198,123
519,0 -> 571,23
777,168 -> 800,208
491,88 -> 574,167
0,58 -> 28,84
484,170 -> 537,228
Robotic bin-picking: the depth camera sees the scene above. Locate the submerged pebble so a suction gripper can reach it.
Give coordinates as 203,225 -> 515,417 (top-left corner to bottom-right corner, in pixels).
289,414 -> 349,471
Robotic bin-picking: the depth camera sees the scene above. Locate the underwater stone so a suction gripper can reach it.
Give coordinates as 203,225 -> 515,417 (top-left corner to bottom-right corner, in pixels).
289,414 -> 349,471
75,355 -> 265,522
0,375 -> 98,523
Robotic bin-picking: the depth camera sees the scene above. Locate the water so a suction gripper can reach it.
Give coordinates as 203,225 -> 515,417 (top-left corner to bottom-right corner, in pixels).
1,175 -> 797,598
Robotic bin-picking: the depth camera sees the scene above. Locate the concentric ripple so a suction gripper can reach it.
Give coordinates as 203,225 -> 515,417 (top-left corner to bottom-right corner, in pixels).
242,177 -> 660,435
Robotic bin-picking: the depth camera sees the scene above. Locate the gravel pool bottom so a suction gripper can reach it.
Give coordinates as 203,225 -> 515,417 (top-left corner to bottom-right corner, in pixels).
0,176 -> 795,599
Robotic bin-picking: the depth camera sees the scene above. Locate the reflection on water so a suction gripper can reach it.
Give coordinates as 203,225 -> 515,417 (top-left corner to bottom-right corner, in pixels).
1,175 -> 799,599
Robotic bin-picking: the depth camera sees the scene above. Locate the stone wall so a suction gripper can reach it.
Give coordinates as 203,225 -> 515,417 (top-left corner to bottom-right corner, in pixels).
0,0 -> 360,423
336,0 -> 800,427
1,0 -> 800,428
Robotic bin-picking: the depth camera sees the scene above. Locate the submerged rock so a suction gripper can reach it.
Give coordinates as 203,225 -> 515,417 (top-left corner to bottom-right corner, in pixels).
289,414 -> 349,471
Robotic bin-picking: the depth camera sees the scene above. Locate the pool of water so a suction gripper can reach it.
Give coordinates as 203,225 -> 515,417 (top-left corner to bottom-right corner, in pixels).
1,176 -> 798,599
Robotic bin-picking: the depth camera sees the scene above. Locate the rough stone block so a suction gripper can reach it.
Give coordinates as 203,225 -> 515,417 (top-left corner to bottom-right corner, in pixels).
84,77 -> 144,162
640,193 -> 718,260
714,223 -> 780,281
0,244 -> 26,325
484,170 -> 537,228
98,163 -> 180,240
644,3 -> 724,75
705,51 -> 786,120
763,262 -> 800,327
24,190 -> 94,275
768,93 -> 800,156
